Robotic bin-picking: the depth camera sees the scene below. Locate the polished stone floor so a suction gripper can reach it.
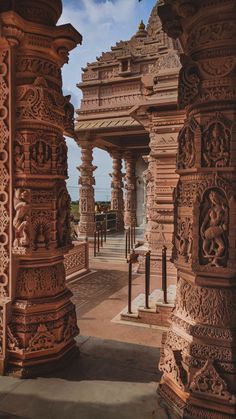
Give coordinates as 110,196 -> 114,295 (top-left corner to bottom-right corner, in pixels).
0,336 -> 171,419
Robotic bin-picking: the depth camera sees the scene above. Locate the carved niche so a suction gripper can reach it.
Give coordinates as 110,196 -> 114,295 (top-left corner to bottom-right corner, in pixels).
177,117 -> 199,169
199,188 -> 229,268
56,140 -> 67,176
30,139 -> 52,173
202,114 -> 231,168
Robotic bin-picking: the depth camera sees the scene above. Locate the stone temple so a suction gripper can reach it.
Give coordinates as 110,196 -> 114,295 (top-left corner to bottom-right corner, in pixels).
0,0 -> 236,418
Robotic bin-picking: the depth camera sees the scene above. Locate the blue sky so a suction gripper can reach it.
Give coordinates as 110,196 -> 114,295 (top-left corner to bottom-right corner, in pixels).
59,0 -> 157,201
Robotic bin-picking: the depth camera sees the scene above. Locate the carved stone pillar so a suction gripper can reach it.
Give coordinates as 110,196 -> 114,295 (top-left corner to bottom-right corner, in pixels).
158,1 -> 236,417
78,141 -> 96,238
109,150 -> 124,231
0,0 -> 82,377
143,155 -> 156,247
124,152 -> 136,228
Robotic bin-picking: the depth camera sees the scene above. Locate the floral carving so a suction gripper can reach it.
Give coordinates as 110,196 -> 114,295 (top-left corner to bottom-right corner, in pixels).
178,55 -> 200,109
190,360 -> 235,403
200,189 -> 229,267
27,324 -> 55,352
13,189 -> 30,249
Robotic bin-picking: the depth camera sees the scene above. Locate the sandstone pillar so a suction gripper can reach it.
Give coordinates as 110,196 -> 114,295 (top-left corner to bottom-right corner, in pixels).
0,0 -> 82,377
158,0 -> 236,417
124,152 -> 136,228
78,141 -> 96,238
110,150 -> 124,231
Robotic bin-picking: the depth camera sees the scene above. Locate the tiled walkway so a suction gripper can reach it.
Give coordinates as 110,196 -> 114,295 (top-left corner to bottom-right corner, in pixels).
0,232 -> 172,419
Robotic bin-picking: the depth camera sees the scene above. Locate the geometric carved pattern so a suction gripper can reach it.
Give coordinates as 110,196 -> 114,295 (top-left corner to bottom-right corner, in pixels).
64,243 -> 88,278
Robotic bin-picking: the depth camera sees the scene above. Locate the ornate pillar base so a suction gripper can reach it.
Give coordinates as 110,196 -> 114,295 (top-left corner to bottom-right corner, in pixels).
7,261 -> 79,378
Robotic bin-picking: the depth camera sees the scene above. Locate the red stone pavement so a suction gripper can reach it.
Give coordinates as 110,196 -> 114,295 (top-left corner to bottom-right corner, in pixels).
68,258 -> 164,348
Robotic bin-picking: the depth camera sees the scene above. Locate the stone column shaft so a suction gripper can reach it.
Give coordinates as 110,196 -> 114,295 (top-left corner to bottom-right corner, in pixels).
124,152 -> 136,228
158,1 -> 236,417
78,141 -> 96,238
0,0 -> 82,377
110,150 -> 124,231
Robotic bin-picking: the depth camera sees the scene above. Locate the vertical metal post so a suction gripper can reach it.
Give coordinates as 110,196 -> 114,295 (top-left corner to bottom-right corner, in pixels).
94,231 -> 96,257
125,230 -> 128,260
104,220 -> 107,242
128,255 -> 132,314
145,251 -> 151,309
100,224 -> 103,248
162,245 -> 168,304
97,229 -> 100,253
128,227 -> 131,255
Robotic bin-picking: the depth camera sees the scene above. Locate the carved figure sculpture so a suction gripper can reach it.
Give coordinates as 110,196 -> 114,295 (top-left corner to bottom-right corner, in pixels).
30,140 -> 52,173
57,190 -> 71,247
177,126 -> 195,169
176,217 -> 192,262
13,189 -> 30,248
203,122 -> 230,167
200,190 -> 228,267
14,143 -> 24,172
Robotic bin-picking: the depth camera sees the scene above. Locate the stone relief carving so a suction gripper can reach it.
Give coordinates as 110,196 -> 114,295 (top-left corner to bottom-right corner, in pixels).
57,188 -> 71,247
175,217 -> 192,262
178,55 -> 200,109
13,189 -> 30,249
56,141 -> 68,176
177,117 -> 198,169
202,115 -> 231,167
175,277 -> 236,327
200,189 -> 229,267
189,360 -> 235,403
0,48 -> 10,298
16,264 -> 65,299
30,140 -> 52,173
14,142 -> 25,172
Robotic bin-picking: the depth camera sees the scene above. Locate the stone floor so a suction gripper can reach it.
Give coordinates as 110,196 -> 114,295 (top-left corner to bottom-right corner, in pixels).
0,232 -> 173,419
0,336 -> 171,419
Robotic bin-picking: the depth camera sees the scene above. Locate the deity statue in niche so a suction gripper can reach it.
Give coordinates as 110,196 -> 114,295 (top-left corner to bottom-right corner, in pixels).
30,140 -> 52,173
14,142 -> 25,172
200,189 -> 229,267
203,122 -> 230,167
13,189 -> 30,248
177,126 -> 195,169
57,190 -> 71,247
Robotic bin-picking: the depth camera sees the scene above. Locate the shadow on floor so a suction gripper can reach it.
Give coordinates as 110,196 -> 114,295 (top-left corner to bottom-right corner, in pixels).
45,336 -> 161,384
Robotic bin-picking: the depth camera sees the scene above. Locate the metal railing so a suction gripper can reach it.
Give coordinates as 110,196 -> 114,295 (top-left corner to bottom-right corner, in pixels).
126,245 -> 168,314
93,221 -> 106,257
125,226 -> 136,260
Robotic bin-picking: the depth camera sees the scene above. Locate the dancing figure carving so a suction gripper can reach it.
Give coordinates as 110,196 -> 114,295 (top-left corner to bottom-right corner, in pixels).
200,190 -> 228,267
